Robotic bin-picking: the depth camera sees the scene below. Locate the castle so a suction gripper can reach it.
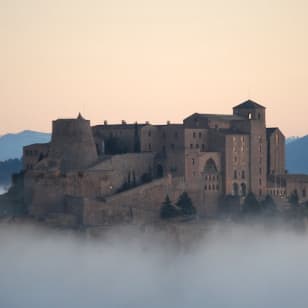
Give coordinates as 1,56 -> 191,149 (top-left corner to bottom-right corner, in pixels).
22,100 -> 308,226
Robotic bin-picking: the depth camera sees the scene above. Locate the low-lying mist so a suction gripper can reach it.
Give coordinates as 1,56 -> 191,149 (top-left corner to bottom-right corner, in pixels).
0,185 -> 7,195
1,222 -> 308,308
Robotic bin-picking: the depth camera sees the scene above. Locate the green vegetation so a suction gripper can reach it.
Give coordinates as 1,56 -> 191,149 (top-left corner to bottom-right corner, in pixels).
160,195 -> 178,219
160,192 -> 196,219
288,190 -> 299,206
242,192 -> 261,215
176,192 -> 196,216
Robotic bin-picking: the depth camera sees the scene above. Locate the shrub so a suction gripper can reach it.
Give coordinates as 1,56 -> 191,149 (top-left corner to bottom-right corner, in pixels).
160,195 -> 178,219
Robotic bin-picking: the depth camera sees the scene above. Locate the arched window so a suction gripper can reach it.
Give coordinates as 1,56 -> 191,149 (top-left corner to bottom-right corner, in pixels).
204,158 -> 218,173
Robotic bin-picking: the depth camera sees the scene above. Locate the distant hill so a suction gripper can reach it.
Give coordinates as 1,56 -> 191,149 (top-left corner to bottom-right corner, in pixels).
286,135 -> 308,174
0,130 -> 51,161
286,136 -> 300,144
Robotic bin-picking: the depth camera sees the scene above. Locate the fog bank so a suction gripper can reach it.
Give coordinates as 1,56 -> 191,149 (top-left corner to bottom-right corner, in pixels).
0,186 -> 7,195
1,223 -> 308,308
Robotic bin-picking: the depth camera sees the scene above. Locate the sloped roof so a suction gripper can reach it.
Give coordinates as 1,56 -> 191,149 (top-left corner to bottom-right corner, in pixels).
233,100 -> 265,109
266,127 -> 278,137
184,113 -> 244,122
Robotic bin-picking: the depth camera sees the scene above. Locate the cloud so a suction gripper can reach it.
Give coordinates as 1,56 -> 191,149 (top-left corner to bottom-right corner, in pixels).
1,222 -> 308,308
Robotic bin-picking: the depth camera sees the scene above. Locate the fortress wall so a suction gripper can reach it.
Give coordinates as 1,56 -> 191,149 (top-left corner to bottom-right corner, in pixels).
83,177 -> 185,226
27,153 -> 157,217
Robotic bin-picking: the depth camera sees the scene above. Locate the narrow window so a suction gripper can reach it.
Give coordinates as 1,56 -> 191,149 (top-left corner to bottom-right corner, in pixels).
234,170 -> 237,179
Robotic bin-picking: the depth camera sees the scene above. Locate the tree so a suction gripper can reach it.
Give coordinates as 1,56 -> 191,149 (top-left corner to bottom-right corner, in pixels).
160,195 -> 178,219
261,195 -> 277,216
176,192 -> 196,216
289,190 -> 299,206
242,192 -> 261,215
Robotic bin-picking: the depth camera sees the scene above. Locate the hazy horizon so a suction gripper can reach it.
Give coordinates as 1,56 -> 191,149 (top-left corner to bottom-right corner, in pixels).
1,0 -> 308,136
2,223 -> 308,308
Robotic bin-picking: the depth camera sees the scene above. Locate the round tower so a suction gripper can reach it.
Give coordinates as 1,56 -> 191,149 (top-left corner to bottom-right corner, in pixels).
49,113 -> 98,171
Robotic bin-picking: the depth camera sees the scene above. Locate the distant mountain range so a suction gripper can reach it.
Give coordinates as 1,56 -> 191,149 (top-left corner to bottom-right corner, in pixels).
286,135 -> 308,174
0,130 -> 51,161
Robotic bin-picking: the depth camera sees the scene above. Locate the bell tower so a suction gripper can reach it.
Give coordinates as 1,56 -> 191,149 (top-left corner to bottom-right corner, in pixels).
233,100 -> 267,198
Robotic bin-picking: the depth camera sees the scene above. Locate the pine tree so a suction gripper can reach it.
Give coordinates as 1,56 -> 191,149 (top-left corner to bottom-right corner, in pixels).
176,192 -> 196,216
160,195 -> 178,219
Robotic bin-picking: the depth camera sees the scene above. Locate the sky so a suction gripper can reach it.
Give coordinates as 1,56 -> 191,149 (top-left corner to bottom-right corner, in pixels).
1,0 -> 308,136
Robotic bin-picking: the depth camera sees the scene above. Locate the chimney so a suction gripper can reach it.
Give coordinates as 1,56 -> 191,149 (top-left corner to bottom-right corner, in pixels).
167,120 -> 171,125
104,120 -> 108,125
122,120 -> 127,125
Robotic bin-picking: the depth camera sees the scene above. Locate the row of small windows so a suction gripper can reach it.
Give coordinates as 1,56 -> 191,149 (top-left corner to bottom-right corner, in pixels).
190,144 -> 205,150
269,189 -> 286,197
205,184 -> 220,191
205,175 -> 219,181
234,170 -> 246,180
193,132 -> 203,138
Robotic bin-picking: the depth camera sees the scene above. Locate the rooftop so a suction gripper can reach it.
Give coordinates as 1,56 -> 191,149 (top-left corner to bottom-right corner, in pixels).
233,100 -> 265,109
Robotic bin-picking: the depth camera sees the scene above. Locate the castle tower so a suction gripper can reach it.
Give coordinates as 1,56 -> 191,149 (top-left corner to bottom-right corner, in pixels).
49,113 -> 98,172
233,100 -> 267,198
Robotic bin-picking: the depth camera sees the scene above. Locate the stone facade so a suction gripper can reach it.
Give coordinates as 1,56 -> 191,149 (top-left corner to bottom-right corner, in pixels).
22,100 -> 308,226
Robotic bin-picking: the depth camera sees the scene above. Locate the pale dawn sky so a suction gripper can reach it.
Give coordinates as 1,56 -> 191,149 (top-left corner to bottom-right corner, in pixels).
1,0 -> 308,136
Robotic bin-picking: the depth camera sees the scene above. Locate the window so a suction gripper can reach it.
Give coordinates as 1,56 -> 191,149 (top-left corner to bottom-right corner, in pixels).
202,144 -> 205,151
193,132 -> 196,138
190,144 -> 193,149
199,132 -> 202,138
148,131 -> 151,137
259,178 -> 262,185
216,184 -> 219,191
196,144 -> 199,149
148,144 -> 152,151
205,185 -> 207,190
248,113 -> 252,119
303,189 -> 306,198
234,170 -> 237,179
192,158 -> 195,165
241,170 -> 245,179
